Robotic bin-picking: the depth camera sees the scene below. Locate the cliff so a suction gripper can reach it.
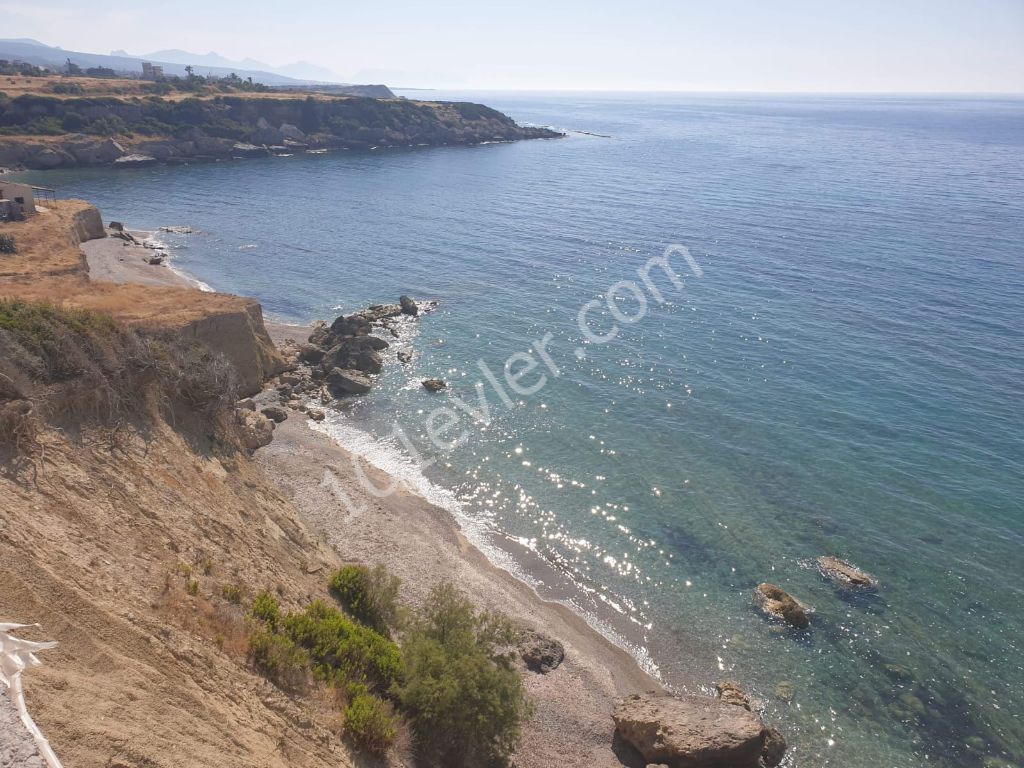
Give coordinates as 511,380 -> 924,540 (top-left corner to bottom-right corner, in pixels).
0,201 -> 360,766
0,92 -> 562,169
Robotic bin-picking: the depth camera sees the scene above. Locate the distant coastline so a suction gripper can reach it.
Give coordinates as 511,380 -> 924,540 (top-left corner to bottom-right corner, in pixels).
0,76 -> 563,171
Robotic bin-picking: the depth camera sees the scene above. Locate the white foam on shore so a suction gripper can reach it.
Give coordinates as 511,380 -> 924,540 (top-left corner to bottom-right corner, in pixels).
307,411 -> 662,681
139,231 -> 215,292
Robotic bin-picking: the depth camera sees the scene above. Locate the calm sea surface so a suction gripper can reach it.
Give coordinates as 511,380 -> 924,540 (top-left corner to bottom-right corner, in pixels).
27,93 -> 1024,767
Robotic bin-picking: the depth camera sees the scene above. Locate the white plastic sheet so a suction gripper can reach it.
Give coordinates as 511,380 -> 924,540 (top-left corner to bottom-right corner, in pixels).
0,623 -> 63,768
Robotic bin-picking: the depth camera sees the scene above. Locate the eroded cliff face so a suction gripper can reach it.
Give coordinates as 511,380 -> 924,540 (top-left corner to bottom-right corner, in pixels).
0,413 -> 355,768
163,302 -> 285,397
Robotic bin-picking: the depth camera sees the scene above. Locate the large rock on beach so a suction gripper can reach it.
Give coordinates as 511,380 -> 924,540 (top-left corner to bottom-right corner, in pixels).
518,629 -> 565,673
816,556 -> 878,589
237,409 -> 275,452
298,344 -> 326,364
613,692 -> 768,768
326,367 -> 372,395
754,583 -> 810,628
261,405 -> 289,423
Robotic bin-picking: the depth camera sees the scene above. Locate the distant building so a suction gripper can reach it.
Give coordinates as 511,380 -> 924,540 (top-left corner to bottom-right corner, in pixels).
0,179 -> 36,220
141,62 -> 164,81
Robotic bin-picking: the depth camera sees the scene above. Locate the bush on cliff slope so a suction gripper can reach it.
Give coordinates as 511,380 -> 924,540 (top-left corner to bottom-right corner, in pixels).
396,583 -> 533,768
328,564 -> 402,636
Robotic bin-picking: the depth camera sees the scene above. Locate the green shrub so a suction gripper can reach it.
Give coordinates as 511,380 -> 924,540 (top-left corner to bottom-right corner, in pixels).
250,590 -> 280,628
249,628 -> 309,690
395,583 -> 531,767
0,235 -> 15,254
186,579 -> 199,596
281,600 -> 403,690
343,684 -> 399,755
329,564 -> 401,635
221,584 -> 243,604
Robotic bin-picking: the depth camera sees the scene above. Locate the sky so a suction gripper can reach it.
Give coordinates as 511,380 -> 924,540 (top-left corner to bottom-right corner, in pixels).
1,0 -> 1023,92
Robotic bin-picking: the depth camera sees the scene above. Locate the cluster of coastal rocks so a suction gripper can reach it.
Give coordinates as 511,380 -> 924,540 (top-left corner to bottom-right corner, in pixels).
233,296 -> 444,453
613,682 -> 786,768
290,295 -> 442,397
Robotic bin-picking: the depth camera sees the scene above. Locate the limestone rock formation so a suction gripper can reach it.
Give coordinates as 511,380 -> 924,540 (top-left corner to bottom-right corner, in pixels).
613,692 -> 767,768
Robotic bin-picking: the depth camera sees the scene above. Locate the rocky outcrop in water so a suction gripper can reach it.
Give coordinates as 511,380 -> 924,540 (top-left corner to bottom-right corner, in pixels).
753,583 -> 811,628
283,297 -> 436,400
817,556 -> 878,589
613,689 -> 786,768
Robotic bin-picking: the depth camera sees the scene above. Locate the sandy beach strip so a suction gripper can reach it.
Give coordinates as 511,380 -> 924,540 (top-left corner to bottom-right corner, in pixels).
80,229 -> 207,290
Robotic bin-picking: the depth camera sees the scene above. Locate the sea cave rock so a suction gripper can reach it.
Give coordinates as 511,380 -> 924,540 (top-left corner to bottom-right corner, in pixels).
613,692 -> 776,768
816,556 -> 878,590
753,583 -> 811,629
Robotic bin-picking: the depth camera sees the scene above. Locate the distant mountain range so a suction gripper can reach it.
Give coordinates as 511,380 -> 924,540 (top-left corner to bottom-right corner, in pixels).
0,38 -> 365,88
115,48 -> 344,83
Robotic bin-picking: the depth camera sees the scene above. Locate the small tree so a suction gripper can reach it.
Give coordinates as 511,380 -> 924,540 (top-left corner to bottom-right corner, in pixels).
395,583 -> 532,767
329,564 -> 401,635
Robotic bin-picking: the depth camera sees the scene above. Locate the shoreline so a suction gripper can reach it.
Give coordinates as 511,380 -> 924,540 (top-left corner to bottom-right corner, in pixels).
92,238 -> 665,766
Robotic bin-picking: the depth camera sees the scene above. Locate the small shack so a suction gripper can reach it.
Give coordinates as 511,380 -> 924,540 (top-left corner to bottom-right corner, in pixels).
0,178 -> 37,220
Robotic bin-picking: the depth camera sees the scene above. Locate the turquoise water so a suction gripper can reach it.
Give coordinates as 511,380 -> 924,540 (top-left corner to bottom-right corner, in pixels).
28,94 -> 1024,767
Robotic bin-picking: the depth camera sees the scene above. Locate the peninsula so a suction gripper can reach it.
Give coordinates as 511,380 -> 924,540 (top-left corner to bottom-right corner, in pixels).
0,76 -> 561,170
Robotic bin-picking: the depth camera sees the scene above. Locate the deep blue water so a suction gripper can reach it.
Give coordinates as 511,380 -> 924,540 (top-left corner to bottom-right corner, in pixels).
27,93 -> 1024,768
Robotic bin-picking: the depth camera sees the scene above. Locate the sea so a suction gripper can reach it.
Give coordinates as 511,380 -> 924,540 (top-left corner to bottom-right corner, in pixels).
23,92 -> 1024,768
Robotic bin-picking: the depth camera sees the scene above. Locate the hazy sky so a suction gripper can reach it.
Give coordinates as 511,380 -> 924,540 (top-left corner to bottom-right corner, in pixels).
2,0 -> 1022,91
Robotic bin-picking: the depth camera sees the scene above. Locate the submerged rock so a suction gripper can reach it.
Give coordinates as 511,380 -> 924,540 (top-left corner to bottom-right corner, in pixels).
613,692 -> 769,768
754,583 -> 810,629
422,378 -> 446,392
817,556 -> 878,589
518,629 -> 565,673
397,350 -> 413,364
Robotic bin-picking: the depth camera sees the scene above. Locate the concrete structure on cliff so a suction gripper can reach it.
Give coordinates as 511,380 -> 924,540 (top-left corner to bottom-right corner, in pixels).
0,178 -> 37,220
